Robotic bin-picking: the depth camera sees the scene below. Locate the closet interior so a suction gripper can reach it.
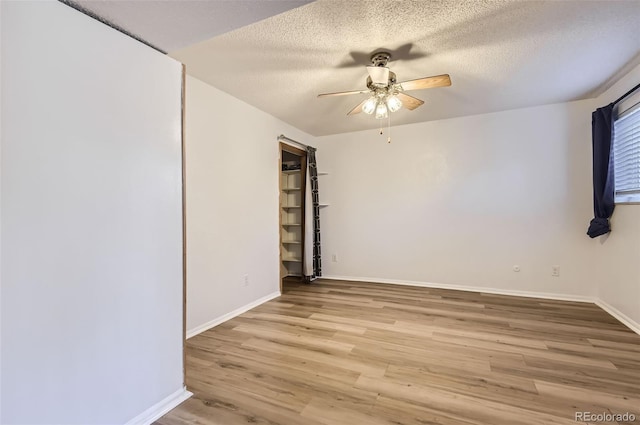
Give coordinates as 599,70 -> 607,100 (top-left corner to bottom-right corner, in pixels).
280,144 -> 307,284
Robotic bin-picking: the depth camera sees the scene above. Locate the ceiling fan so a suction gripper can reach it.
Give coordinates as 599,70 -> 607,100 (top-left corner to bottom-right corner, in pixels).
318,51 -> 451,119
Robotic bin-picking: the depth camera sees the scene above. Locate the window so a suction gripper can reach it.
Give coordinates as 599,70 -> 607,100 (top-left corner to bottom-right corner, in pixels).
613,101 -> 640,203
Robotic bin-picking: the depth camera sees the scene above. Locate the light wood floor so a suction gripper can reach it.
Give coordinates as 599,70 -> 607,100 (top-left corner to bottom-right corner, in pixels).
157,279 -> 640,425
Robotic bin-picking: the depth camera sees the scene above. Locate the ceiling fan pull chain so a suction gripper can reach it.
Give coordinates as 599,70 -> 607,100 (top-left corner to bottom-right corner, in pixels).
388,114 -> 391,143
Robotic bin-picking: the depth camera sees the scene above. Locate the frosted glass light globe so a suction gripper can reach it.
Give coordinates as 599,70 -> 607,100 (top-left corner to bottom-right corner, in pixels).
362,97 -> 377,115
375,102 -> 388,119
386,95 -> 402,112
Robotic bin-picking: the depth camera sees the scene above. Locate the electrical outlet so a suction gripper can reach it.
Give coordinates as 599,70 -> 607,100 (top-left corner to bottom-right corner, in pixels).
332,254 -> 338,262
552,266 -> 560,277
513,265 -> 521,272
243,274 -> 249,287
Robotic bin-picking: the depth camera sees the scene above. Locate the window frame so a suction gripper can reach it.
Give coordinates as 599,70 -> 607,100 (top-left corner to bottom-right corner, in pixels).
613,94 -> 640,205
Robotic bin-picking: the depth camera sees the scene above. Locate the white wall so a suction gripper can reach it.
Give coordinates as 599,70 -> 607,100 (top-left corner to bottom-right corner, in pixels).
185,76 -> 314,334
593,62 -> 640,329
1,2 -> 185,423
315,99 -> 599,299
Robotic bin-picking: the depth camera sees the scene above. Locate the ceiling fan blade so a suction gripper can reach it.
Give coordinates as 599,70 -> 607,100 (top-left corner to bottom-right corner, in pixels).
397,93 -> 424,110
399,74 -> 451,91
347,99 -> 368,115
318,89 -> 369,98
366,66 -> 390,85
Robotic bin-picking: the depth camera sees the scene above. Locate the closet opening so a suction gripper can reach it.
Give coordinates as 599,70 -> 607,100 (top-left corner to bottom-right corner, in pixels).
279,143 -> 307,291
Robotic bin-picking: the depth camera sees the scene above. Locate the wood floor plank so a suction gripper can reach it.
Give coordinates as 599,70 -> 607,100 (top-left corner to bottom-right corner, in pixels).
157,279 -> 640,425
354,374 -> 578,425
241,311 -> 368,334
370,395 -> 481,425
534,380 -> 640,414
300,397 -> 390,425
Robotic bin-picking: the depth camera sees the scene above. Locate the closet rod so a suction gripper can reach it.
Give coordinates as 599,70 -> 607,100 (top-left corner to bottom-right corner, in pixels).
279,135 -> 315,150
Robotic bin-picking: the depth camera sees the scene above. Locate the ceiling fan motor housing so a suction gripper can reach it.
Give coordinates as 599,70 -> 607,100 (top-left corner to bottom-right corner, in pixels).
371,52 -> 391,67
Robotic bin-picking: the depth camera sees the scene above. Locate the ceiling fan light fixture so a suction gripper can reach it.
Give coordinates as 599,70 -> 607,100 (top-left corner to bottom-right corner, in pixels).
386,95 -> 402,112
362,97 -> 377,115
375,102 -> 388,119
317,49 -> 451,128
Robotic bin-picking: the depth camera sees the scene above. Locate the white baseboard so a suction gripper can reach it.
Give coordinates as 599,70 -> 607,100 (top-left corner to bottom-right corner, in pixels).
320,275 -> 594,303
186,291 -> 281,339
125,387 -> 192,425
595,298 -> 640,336
320,275 -> 640,336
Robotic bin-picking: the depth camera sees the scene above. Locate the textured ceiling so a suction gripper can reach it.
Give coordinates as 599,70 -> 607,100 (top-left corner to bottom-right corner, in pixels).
69,0 -> 313,52
170,0 -> 640,136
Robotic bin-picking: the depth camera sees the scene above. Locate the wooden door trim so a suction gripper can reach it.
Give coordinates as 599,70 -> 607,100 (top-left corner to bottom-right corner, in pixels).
181,64 -> 187,387
281,143 -> 307,157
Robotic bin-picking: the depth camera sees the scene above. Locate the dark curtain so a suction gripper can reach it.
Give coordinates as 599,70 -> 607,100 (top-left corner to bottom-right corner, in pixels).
307,147 -> 322,279
587,103 -> 615,238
